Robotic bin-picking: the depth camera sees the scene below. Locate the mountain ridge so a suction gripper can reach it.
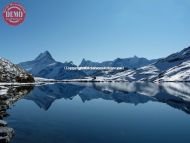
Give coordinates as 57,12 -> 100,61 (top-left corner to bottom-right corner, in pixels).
18,46 -> 190,81
80,56 -> 158,69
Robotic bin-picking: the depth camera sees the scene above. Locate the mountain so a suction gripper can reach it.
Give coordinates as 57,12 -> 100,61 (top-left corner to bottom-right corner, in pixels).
19,51 -> 56,75
80,58 -> 112,67
19,51 -> 86,80
92,46 -> 190,82
0,57 -> 34,83
80,56 -> 157,69
112,56 -> 157,69
157,60 -> 190,81
37,61 -> 86,80
155,46 -> 190,71
79,56 -> 157,76
91,64 -> 160,82
149,46 -> 190,81
19,46 -> 190,81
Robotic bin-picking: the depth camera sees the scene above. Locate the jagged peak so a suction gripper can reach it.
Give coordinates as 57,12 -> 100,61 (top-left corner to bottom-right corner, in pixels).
81,58 -> 87,63
35,51 -> 55,61
81,58 -> 93,63
80,58 -> 90,65
64,61 -> 74,65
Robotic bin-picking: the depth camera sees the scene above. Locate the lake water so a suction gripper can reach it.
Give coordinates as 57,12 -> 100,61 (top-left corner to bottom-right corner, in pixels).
1,82 -> 190,143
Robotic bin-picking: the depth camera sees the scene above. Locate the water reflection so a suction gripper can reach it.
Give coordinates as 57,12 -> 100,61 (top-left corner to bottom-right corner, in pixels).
0,86 -> 33,143
24,82 -> 190,114
2,82 -> 190,143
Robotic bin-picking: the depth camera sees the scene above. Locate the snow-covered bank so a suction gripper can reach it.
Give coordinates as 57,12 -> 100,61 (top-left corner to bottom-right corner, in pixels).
0,82 -> 44,86
34,77 -> 127,83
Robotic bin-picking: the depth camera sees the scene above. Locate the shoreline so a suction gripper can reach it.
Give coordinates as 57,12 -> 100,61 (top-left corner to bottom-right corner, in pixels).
0,80 -> 190,86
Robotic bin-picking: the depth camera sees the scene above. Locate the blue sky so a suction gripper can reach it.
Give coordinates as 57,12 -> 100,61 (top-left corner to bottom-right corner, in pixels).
1,0 -> 190,64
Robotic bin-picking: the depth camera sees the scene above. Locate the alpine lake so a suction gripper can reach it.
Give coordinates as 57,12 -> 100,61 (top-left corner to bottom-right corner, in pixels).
1,82 -> 190,143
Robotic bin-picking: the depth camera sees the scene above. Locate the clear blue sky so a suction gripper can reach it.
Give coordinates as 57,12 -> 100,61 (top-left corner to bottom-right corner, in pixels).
1,0 -> 190,65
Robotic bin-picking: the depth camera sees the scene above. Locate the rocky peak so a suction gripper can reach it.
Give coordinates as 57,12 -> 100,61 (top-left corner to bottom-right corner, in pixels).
35,51 -> 55,62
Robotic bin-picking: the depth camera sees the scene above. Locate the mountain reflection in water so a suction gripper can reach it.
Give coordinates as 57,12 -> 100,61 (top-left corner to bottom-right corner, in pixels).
24,82 -> 190,114
2,82 -> 190,143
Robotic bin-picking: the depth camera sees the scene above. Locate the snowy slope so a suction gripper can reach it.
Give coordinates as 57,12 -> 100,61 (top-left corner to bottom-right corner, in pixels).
0,57 -> 34,83
157,61 -> 190,81
94,46 -> 190,82
155,46 -> 190,71
92,65 -> 160,82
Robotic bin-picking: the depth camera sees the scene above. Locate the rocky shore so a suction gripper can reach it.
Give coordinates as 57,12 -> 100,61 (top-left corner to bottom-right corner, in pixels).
0,86 -> 33,143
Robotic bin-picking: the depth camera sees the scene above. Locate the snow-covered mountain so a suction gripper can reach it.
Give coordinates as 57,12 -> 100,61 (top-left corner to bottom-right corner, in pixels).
112,56 -> 157,68
80,56 -> 157,76
155,46 -> 190,71
148,46 -> 190,81
37,61 -> 86,80
91,64 -> 160,82
80,56 -> 157,69
0,57 -> 34,83
157,60 -> 190,81
80,58 -> 113,67
19,51 -> 56,75
20,51 -> 157,80
91,46 -> 190,82
19,51 -> 86,80
19,46 -> 190,82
